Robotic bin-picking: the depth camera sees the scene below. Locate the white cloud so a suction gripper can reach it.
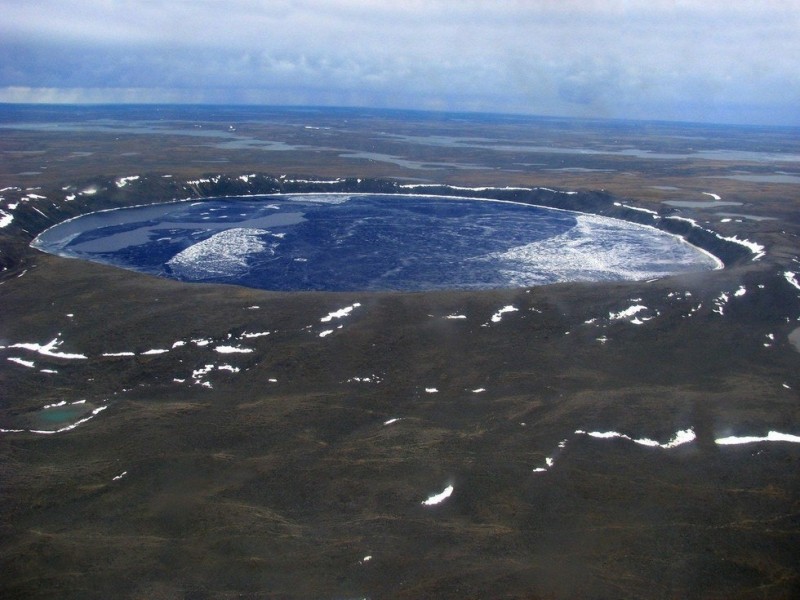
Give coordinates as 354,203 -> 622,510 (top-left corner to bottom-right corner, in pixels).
2,1 -> 798,124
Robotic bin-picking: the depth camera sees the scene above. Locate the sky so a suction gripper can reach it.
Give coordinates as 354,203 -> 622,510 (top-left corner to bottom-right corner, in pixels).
1,0 -> 798,126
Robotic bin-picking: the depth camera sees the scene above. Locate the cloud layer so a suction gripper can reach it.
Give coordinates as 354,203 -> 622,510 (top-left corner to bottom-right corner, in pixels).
2,1 -> 799,124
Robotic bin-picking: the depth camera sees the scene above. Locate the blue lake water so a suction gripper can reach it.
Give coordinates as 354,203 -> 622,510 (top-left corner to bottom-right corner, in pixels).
32,194 -> 720,291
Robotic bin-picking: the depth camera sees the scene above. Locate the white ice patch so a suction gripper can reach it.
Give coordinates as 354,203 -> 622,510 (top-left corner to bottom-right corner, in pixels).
425,388 -> 439,393
490,305 -> 518,323
444,314 -> 467,320
715,431 -> 800,445
784,271 -> 800,291
483,213 -> 721,287
320,303 -> 362,322
577,428 -> 696,449
383,418 -> 402,425
608,304 -> 657,325
115,175 -> 140,188
0,209 -> 13,228
192,365 -> 215,380
702,192 -> 722,201
348,375 -> 382,383
8,357 -> 35,368
472,388 -> 486,393
609,305 -> 647,321
421,484 -> 454,506
102,352 -> 136,357
284,180 -> 345,188
717,234 -> 765,261
319,329 -> 334,338
11,336 -> 87,360
166,228 -> 271,280
141,348 -> 169,356
240,331 -> 271,339
112,471 -> 128,481
613,201 -> 659,217
713,292 -> 730,315
664,216 -> 763,261
214,345 -> 254,354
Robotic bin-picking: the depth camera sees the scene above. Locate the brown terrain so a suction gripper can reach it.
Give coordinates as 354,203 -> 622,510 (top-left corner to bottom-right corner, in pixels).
1,106 -> 799,598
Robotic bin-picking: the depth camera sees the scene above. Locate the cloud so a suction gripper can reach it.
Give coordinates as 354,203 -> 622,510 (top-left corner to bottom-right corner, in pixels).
2,1 -> 799,124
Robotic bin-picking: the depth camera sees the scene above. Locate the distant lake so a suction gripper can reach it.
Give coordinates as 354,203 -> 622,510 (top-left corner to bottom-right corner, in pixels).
32,194 -> 720,291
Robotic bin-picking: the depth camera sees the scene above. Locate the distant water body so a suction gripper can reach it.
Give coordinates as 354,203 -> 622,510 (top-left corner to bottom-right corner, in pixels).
33,194 -> 720,292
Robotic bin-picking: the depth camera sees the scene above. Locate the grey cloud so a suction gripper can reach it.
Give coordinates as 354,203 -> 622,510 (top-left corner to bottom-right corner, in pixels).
2,1 -> 799,124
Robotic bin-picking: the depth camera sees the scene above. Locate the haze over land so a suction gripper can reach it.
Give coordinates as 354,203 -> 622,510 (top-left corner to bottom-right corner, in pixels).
2,1 -> 799,125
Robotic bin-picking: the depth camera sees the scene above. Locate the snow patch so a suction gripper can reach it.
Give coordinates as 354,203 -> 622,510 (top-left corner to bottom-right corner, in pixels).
715,431 -> 800,445
490,305 -> 518,323
784,271 -> 800,291
0,209 -> 13,228
11,336 -> 87,360
214,345 -> 254,354
578,428 -> 696,449
8,357 -> 35,368
421,484 -> 454,506
613,201 -> 659,217
320,303 -> 362,322
115,175 -> 140,188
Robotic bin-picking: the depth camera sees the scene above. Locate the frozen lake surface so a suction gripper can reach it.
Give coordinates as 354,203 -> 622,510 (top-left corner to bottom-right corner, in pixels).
33,194 -> 720,292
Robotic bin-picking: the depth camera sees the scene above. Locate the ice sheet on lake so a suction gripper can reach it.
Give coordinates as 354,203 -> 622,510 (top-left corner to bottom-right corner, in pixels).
479,214 -> 719,286
166,228 -> 271,280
